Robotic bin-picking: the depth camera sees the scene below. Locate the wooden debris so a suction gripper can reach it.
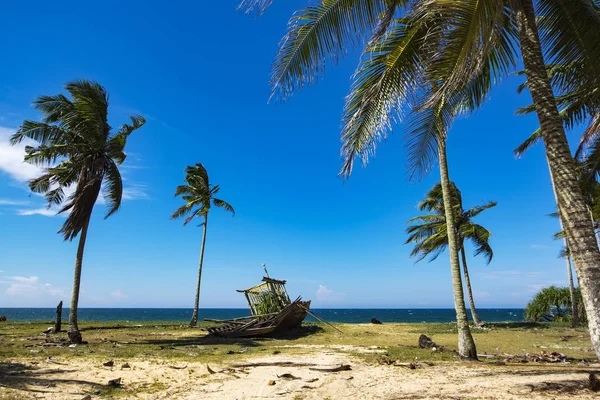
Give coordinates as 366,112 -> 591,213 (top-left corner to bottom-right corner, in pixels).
107,377 -> 121,387
232,362 -> 317,368
103,360 -> 114,367
268,380 -> 276,386
121,363 -> 131,369
277,373 -> 301,380
81,395 -> 92,400
393,362 -> 420,369
305,378 -> 319,383
309,364 -> 351,372
590,373 -> 600,392
43,327 -> 53,334
169,364 -> 188,370
46,357 -> 67,365
207,365 -> 216,374
55,301 -> 63,333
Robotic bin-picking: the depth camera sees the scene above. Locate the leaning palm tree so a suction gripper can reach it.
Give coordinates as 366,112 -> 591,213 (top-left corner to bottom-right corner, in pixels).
171,163 -> 235,327
242,0 -> 600,360
10,80 -> 144,343
406,182 -> 496,326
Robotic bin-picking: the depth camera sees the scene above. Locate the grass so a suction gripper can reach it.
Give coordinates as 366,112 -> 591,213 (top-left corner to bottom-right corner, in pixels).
0,320 -> 594,364
0,320 -> 595,399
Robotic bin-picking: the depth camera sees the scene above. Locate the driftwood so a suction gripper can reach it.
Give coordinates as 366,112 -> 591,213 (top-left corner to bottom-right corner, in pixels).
477,351 -> 570,363
231,362 -> 317,368
277,373 -> 301,380
589,373 -> 600,392
55,301 -> 63,333
169,365 -> 188,370
309,364 -> 352,372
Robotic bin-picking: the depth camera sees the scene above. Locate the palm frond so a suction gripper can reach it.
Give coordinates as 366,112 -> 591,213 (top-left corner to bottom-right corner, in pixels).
238,0 -> 275,14
339,15 -> 434,177
103,160 -> 123,219
212,198 -> 235,216
271,0 -> 394,101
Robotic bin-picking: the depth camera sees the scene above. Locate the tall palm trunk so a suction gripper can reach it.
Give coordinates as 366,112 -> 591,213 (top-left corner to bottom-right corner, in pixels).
547,158 -> 579,327
460,244 -> 482,326
438,138 -> 478,360
67,215 -> 91,344
516,0 -> 600,359
189,213 -> 208,327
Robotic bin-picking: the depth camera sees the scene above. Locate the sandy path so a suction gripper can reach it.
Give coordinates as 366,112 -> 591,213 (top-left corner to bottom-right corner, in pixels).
1,349 -> 599,399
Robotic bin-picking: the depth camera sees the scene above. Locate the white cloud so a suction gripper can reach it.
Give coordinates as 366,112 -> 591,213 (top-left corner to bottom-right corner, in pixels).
0,125 -> 148,215
7,276 -> 39,284
0,126 -> 45,183
315,284 -> 345,302
0,198 -> 29,205
17,207 -> 59,217
1,275 -> 66,298
110,289 -> 128,300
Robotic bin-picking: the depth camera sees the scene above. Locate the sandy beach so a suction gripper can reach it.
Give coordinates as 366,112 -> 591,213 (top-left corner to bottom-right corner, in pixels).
1,322 -> 600,399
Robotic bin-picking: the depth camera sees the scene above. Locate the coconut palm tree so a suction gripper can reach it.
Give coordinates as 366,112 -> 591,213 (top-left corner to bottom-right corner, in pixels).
10,80 -> 144,343
171,163 -> 235,327
406,182 -> 496,326
242,0 -> 600,360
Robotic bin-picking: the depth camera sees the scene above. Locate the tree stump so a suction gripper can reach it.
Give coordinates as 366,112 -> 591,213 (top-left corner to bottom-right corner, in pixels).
54,301 -> 63,333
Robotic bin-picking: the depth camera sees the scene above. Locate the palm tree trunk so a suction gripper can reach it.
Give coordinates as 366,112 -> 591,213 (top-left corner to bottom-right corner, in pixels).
516,0 -> 600,359
189,213 -> 208,327
67,215 -> 91,344
460,245 -> 482,326
546,158 -> 579,327
438,138 -> 478,360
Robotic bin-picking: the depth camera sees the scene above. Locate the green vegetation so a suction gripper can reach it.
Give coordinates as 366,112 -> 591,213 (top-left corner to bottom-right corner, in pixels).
10,80 -> 144,344
406,182 -> 496,326
525,286 -> 587,323
0,321 -> 594,363
171,163 -> 235,327
243,0 -> 600,360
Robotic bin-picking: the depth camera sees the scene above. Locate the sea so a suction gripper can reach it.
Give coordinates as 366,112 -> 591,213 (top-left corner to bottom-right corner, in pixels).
0,308 -> 524,323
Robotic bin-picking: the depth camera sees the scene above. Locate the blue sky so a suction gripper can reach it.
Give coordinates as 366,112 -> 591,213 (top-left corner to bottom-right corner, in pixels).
0,1 -> 577,309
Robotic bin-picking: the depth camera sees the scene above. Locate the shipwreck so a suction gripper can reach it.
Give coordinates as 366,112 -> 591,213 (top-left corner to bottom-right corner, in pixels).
204,267 -> 311,337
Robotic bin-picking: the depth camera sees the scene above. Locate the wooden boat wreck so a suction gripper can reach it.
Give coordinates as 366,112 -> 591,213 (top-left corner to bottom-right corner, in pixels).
204,275 -> 311,337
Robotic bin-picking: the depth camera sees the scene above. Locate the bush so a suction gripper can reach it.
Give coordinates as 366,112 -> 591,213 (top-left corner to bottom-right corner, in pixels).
525,285 -> 586,323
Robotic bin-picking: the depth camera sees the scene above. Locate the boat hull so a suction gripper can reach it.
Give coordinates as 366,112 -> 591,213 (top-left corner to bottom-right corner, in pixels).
205,298 -> 310,337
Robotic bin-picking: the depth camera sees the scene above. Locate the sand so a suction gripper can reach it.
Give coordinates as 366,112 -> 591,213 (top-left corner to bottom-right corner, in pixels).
2,346 -> 599,399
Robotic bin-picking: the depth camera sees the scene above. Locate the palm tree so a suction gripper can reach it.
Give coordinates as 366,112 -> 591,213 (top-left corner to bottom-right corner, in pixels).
171,163 -> 235,327
242,0 -> 600,360
10,80 -> 144,343
406,182 -> 496,326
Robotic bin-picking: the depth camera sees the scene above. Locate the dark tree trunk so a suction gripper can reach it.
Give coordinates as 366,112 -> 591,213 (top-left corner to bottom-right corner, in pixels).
460,245 -> 482,326
438,138 -> 478,360
54,301 -> 63,333
68,215 -> 91,344
189,213 -> 208,327
516,0 -> 600,359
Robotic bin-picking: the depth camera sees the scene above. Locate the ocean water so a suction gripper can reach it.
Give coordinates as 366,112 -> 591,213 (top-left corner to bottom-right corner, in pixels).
0,308 -> 524,323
